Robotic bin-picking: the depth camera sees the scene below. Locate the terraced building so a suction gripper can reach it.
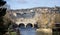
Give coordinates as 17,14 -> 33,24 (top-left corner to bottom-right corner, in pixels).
7,7 -> 60,35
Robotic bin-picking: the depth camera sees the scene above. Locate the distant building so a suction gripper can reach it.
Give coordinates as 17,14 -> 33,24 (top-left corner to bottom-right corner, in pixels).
7,7 -> 60,29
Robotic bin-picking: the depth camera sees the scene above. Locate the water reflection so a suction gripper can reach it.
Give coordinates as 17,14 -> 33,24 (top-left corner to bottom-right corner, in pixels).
19,27 -> 36,35
9,24 -> 37,35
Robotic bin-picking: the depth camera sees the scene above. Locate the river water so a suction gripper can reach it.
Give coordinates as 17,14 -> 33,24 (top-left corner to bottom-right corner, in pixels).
19,28 -> 36,35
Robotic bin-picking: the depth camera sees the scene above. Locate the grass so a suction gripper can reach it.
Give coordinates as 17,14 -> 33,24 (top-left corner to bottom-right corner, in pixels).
10,32 -> 17,35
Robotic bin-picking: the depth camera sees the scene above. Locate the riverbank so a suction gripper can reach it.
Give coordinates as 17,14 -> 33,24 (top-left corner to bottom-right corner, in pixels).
36,28 -> 52,35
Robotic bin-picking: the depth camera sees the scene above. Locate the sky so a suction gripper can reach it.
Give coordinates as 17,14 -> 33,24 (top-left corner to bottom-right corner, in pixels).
5,0 -> 60,9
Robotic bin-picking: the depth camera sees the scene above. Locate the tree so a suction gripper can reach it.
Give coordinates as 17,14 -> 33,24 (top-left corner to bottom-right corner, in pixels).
0,0 -> 6,7
0,0 -> 7,35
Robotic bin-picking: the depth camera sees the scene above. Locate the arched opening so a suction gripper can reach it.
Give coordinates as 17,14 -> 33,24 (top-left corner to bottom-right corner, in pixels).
19,23 -> 25,28
26,23 -> 33,28
12,24 -> 18,28
34,24 -> 38,28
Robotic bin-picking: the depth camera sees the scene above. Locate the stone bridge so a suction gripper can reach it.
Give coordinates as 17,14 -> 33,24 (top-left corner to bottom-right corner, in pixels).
7,7 -> 60,28
8,9 -> 39,28
15,18 -> 38,28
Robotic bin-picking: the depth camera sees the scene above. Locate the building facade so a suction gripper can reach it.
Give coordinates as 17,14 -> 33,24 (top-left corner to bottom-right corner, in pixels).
7,7 -> 60,29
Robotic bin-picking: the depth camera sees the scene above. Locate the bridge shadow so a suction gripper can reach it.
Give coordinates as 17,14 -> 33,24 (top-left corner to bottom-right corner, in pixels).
19,23 -> 25,29
26,23 -> 33,28
34,24 -> 38,28
18,23 -> 38,29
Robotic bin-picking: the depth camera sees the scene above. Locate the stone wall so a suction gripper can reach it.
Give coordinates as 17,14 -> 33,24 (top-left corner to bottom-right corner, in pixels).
7,7 -> 60,35
7,7 -> 60,28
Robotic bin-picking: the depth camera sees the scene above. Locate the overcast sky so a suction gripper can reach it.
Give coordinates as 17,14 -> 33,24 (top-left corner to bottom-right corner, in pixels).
5,0 -> 60,9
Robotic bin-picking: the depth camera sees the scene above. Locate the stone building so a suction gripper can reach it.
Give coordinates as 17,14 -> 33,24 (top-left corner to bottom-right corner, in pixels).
7,7 -> 60,28
6,6 -> 60,35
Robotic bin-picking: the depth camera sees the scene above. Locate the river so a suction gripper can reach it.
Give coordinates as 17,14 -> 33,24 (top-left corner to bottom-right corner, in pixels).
19,27 -> 37,35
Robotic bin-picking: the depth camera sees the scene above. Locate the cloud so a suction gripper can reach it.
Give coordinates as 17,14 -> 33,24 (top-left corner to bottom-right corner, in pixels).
18,0 -> 27,3
10,0 -> 27,4
47,0 -> 60,5
10,0 -> 39,4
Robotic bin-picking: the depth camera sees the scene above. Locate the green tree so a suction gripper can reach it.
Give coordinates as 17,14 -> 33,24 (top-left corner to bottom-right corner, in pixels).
0,0 -> 7,35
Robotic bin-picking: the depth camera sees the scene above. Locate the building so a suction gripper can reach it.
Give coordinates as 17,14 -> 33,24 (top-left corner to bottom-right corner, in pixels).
7,7 -> 60,34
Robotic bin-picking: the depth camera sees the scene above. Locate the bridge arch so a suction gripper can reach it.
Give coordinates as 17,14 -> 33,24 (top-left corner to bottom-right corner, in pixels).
34,24 -> 38,28
12,23 -> 18,28
19,23 -> 25,28
26,23 -> 33,28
